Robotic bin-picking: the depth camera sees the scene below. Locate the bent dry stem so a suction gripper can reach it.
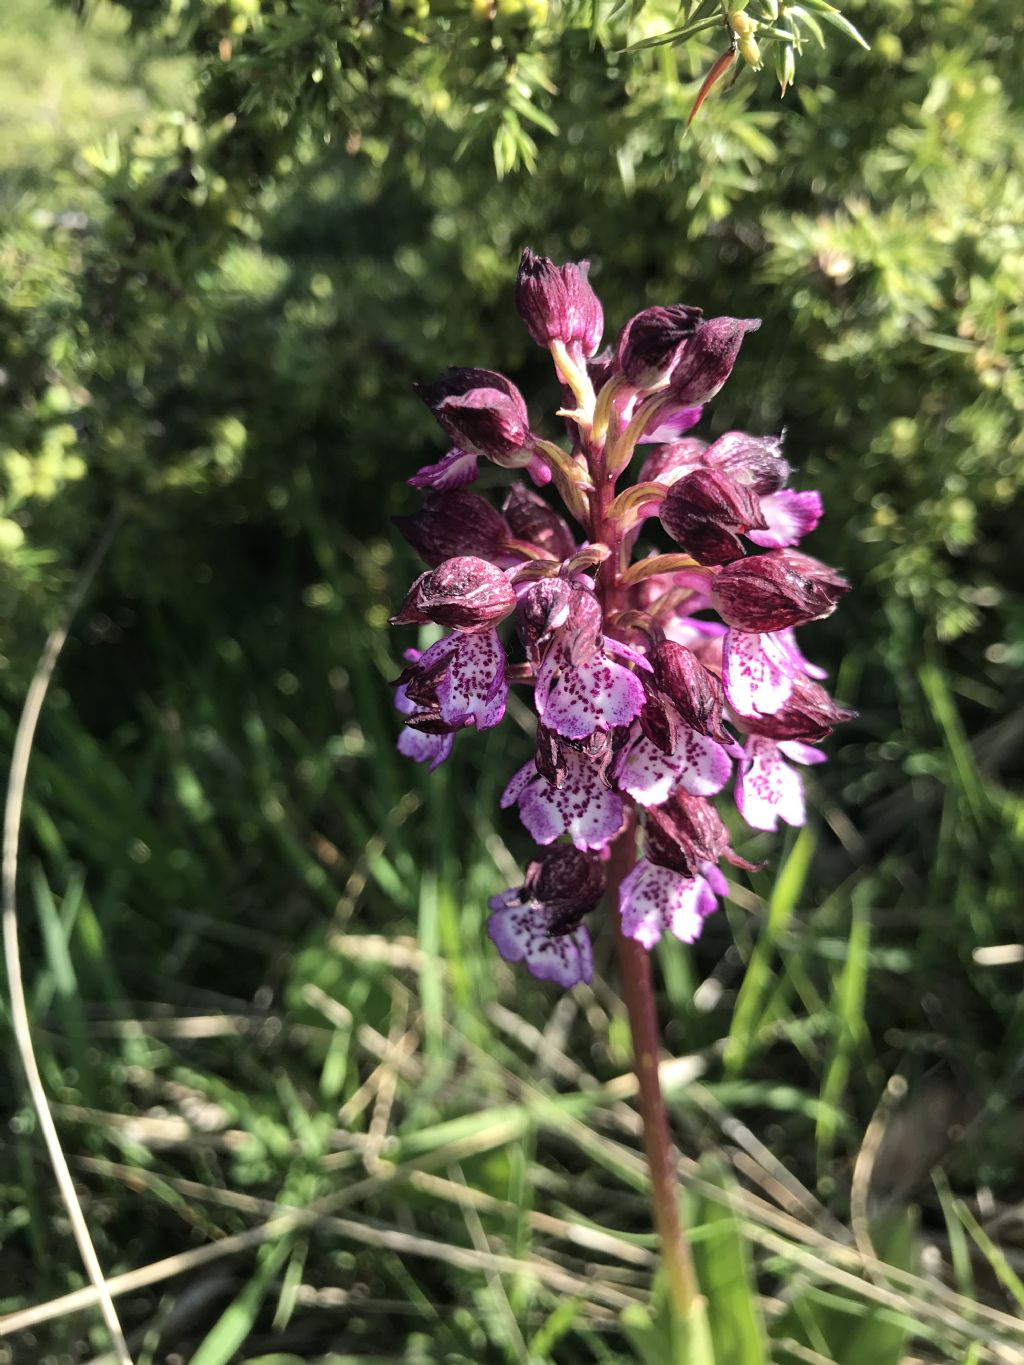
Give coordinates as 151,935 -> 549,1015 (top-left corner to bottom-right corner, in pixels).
389,248 -> 852,1320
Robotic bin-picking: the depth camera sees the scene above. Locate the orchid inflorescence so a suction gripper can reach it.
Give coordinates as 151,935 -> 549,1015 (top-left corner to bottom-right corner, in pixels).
391,250 -> 852,989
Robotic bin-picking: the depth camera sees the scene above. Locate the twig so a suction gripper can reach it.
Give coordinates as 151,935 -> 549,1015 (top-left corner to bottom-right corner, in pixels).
1,514 -> 132,1362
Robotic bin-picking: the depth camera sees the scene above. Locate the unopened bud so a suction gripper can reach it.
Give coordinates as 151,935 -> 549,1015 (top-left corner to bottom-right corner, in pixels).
516,249 -> 603,357
391,556 -> 516,633
502,484 -> 576,561
393,490 -> 513,566
615,305 -> 703,389
416,367 -> 532,466
660,468 -> 767,565
667,317 -> 761,406
712,549 -> 850,632
652,641 -> 728,741
739,35 -> 762,68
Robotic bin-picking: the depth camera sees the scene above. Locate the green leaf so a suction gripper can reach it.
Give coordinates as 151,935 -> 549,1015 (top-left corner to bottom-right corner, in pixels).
690,1156 -> 769,1365
190,1236 -> 294,1365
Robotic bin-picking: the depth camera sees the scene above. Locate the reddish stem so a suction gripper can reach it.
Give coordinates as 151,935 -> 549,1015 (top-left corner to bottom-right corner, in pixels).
590,441 -> 700,1320
606,826 -> 700,1317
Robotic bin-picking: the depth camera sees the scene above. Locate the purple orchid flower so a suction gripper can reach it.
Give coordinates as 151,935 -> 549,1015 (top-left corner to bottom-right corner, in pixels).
392,252 -> 851,985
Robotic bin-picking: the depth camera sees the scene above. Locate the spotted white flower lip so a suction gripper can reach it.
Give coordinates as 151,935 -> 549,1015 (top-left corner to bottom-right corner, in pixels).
502,755 -> 627,852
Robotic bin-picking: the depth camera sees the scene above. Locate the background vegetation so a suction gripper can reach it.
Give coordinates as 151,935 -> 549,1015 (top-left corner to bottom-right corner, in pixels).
1,0 -> 1023,1360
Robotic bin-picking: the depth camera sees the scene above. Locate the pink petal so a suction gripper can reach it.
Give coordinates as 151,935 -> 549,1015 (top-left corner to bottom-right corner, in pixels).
604,636 -> 654,671
438,630 -> 507,730
516,754 -> 626,851
408,448 -> 480,491
778,740 -> 826,766
775,628 -> 828,681
748,490 -> 823,548
615,732 -> 679,807
674,725 -> 733,795
486,904 -> 592,987
536,652 -> 645,740
618,860 -> 720,949
501,761 -> 536,808
616,724 -> 731,806
723,630 -> 794,717
639,403 -> 705,444
735,736 -> 806,832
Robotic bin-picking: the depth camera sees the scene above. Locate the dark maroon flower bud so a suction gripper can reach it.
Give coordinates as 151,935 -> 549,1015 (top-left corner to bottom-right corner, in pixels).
739,675 -> 856,743
705,430 -> 790,496
646,791 -> 758,877
652,641 -> 729,742
516,578 -> 572,647
393,491 -> 513,567
515,248 -> 603,357
523,845 -> 606,934
502,484 -> 576,561
660,468 -> 768,565
646,790 -> 728,876
638,438 -> 708,487
615,305 -> 703,389
391,556 -> 516,634
667,317 -> 761,406
416,367 -> 531,466
637,676 -> 681,756
712,549 -> 851,632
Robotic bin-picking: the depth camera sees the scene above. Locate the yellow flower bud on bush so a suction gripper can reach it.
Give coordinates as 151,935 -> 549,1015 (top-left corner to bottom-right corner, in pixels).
739,34 -> 762,68
728,10 -> 756,37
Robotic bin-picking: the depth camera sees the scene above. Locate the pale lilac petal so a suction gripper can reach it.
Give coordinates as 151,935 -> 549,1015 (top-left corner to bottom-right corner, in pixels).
775,628 -> 828,681
408,448 -> 479,491
639,403 -> 705,444
501,761 -> 536,808
674,726 -> 733,795
415,634 -> 457,673
604,636 -> 654,671
397,726 -> 454,771
513,755 -> 626,851
437,630 -> 507,731
616,725 -> 731,805
735,736 -> 806,832
618,860 -> 720,949
723,630 -> 794,717
486,904 -> 592,987
615,732 -> 681,807
748,490 -> 823,548
778,740 -> 826,766
700,861 -> 729,897
664,616 -> 726,649
537,653 -> 645,740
